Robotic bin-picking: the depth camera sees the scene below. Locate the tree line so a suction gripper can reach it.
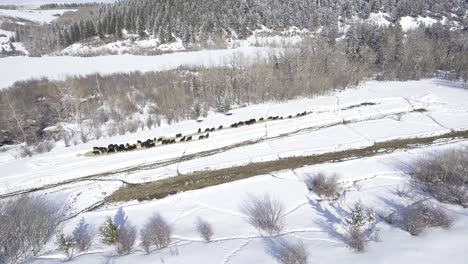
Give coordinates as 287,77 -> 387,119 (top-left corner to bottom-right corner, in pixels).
16,0 -> 468,56
2,25 -> 467,148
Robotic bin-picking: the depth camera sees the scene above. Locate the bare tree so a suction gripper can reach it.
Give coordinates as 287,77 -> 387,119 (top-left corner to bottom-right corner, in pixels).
241,193 -> 284,235
140,213 -> 172,253
4,93 -> 27,143
116,224 -> 137,255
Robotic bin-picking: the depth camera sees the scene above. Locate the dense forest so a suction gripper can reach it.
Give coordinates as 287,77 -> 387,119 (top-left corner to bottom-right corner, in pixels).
16,0 -> 468,56
2,23 -> 467,148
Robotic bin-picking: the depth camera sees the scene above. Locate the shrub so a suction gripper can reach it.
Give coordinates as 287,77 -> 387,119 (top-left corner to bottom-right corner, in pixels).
349,202 -> 375,228
126,120 -> 139,133
56,232 -> 75,260
140,213 -> 172,253
100,217 -> 119,245
241,194 -> 284,235
18,145 -> 34,158
35,140 -> 55,154
196,217 -> 214,242
401,148 -> 468,207
100,208 -> 136,255
304,172 -> 340,198
346,226 -> 366,252
93,127 -> 102,140
72,217 -> 94,252
403,202 -> 452,236
266,238 -> 308,264
116,224 -> 137,255
0,195 -> 63,264
345,202 -> 377,251
146,115 -> 154,129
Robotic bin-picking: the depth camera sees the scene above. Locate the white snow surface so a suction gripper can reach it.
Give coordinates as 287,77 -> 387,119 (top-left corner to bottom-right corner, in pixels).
1,78 -> 467,198
1,79 -> 468,263
400,15 -> 438,31
366,12 -> 392,27
25,141 -> 468,264
0,46 -> 273,89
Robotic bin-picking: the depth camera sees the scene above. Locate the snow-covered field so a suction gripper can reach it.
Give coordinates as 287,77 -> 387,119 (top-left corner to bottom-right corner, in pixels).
0,46 -> 273,89
1,78 -> 468,263
26,142 -> 468,264
0,8 -> 75,24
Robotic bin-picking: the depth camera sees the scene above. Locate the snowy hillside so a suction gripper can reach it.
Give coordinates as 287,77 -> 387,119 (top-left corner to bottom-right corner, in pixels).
1,78 -> 468,263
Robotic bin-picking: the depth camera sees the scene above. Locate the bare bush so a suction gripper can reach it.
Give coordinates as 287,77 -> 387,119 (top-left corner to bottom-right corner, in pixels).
265,238 -> 308,264
400,148 -> 468,207
18,145 -> 34,158
140,213 -> 172,253
403,202 -> 452,236
118,122 -> 127,135
0,195 -> 63,264
241,194 -> 284,235
304,172 -> 340,198
72,217 -> 94,252
93,127 -> 102,140
196,217 -> 214,242
35,140 -> 56,154
126,120 -> 139,133
346,226 -> 366,252
146,115 -> 154,129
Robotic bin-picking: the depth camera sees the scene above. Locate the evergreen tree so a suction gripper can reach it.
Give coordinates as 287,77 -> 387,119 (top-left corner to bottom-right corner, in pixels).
116,16 -> 123,38
98,21 -> 105,40
137,13 -> 146,37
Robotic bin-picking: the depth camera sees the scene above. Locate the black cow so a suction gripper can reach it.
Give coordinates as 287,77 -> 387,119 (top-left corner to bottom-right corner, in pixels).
218,125 -> 223,130
259,118 -> 264,121
206,133 -> 210,138
170,139 -> 176,144
288,115 -> 292,118
157,138 -> 163,142
199,135 -> 205,140
180,136 -> 186,142
186,136 -> 192,141
92,150 -> 101,155
205,128 -> 210,132
198,128 -> 202,133
176,133 -> 182,138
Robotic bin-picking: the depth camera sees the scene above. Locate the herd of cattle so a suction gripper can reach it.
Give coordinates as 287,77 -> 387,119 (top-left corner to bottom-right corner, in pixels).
90,111 -> 309,155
